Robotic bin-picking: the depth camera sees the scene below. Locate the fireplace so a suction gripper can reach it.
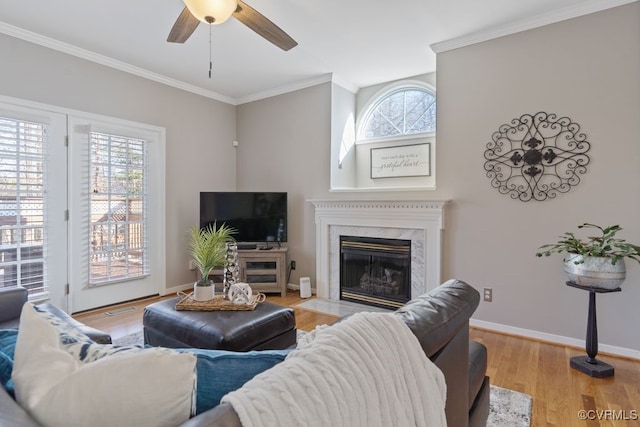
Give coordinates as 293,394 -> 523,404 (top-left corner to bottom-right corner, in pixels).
340,236 -> 411,309
310,199 -> 447,302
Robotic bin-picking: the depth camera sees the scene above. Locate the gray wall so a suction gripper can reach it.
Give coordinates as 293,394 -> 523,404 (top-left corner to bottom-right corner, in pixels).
0,33 -> 237,291
435,3 -> 640,352
234,3 -> 640,353
2,2 -> 638,353
235,83 -> 332,287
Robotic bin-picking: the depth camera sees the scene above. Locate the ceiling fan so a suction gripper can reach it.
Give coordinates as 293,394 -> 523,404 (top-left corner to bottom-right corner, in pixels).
167,0 -> 298,51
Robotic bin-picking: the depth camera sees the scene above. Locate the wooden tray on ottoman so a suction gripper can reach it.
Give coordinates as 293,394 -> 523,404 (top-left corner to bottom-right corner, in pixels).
175,292 -> 265,311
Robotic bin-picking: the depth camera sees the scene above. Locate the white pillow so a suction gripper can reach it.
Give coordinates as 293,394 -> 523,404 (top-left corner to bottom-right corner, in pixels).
12,303 -> 197,427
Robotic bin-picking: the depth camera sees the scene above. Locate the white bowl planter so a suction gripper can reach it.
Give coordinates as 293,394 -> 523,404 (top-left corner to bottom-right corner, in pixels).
563,254 -> 626,290
193,281 -> 215,301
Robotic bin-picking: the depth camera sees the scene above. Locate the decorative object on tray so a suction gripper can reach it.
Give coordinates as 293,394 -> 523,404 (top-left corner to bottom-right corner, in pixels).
228,282 -> 253,305
484,111 -> 591,202
188,222 -> 236,301
223,242 -> 239,299
176,291 -> 266,311
536,223 -> 640,289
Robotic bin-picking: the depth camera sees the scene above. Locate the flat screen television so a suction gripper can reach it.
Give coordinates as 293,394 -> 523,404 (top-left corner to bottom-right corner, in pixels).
199,192 -> 287,244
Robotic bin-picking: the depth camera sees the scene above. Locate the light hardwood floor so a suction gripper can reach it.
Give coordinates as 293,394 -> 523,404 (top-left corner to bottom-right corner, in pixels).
73,291 -> 640,427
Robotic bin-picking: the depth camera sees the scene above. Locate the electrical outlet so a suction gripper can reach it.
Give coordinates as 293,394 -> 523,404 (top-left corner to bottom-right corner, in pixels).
483,288 -> 493,302
188,260 -> 196,271
291,260 -> 296,270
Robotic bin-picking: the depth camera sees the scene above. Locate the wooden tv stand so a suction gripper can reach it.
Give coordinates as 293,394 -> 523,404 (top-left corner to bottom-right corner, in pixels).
210,247 -> 288,297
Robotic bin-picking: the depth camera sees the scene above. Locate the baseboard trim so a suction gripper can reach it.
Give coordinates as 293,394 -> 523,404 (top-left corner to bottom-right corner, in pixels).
286,283 -> 317,294
470,319 -> 640,360
164,283 -> 193,296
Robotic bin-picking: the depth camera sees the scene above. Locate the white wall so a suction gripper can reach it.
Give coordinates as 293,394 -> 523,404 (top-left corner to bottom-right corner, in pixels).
0,33 -> 237,293
352,136 -> 435,189
330,83 -> 357,189
436,3 -> 640,353
332,72 -> 438,190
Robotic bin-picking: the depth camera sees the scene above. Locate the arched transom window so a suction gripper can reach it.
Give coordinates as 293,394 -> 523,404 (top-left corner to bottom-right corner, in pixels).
361,86 -> 436,140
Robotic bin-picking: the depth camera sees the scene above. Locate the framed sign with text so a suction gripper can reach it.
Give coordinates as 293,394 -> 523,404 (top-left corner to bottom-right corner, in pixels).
370,143 -> 430,179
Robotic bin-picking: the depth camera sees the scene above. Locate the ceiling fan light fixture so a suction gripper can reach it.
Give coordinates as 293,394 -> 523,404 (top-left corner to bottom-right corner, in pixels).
182,0 -> 238,25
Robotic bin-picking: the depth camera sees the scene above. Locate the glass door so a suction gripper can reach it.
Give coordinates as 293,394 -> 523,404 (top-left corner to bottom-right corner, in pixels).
0,103 -> 68,310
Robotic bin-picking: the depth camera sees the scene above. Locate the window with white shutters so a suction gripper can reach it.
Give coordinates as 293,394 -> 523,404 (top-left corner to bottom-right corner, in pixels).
0,98 -> 163,311
0,116 -> 47,295
89,132 -> 148,286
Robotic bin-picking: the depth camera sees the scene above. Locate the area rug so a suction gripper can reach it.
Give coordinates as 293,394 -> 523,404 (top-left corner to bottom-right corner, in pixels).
488,385 -> 532,427
112,331 -> 144,346
113,331 -> 532,427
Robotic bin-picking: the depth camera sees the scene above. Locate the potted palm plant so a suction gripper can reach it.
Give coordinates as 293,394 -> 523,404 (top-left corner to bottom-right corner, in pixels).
536,223 -> 640,289
188,222 -> 236,301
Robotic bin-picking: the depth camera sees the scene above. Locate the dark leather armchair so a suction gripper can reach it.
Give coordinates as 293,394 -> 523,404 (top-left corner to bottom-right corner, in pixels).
0,286 -> 28,330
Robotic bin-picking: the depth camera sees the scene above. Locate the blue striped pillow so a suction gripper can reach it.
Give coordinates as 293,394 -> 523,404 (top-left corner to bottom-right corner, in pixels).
0,329 -> 18,397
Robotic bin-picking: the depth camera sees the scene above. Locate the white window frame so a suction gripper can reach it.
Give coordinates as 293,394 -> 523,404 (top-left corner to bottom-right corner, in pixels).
333,80 -> 438,191
68,114 -> 165,313
356,80 -> 436,144
0,98 -> 68,309
0,95 -> 166,313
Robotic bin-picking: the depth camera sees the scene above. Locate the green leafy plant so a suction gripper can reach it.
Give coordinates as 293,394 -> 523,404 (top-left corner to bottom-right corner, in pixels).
536,223 -> 640,265
188,222 -> 236,285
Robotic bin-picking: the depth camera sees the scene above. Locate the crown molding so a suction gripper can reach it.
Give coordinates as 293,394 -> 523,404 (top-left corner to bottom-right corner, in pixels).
430,0 -> 638,54
330,73 -> 359,94
0,20 -> 355,106
234,73 -> 335,105
234,73 -> 360,105
5,0 -> 630,105
0,22 -> 236,105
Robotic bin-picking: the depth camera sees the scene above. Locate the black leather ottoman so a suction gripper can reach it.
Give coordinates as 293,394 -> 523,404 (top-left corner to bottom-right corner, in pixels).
142,297 -> 296,351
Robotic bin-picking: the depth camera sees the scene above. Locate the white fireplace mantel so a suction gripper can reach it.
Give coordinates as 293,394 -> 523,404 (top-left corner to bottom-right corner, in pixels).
310,199 -> 448,300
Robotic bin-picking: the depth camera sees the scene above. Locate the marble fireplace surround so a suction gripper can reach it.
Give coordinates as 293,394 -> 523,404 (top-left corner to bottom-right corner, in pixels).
310,200 -> 447,301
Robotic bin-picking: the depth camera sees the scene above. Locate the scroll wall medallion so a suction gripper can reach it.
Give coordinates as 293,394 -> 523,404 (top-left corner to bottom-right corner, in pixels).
484,112 -> 591,202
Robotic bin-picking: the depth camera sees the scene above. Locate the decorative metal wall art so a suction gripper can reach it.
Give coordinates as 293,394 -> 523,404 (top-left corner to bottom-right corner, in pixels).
484,112 -> 590,202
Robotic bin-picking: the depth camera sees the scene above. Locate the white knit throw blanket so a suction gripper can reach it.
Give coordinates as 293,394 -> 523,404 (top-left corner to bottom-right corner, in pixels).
221,312 -> 447,427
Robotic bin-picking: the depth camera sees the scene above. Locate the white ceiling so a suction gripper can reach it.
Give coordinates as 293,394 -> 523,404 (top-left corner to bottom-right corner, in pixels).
0,0 -> 632,104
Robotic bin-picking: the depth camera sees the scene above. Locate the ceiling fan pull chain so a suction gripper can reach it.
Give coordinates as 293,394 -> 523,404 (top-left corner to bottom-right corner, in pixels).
208,24 -> 213,79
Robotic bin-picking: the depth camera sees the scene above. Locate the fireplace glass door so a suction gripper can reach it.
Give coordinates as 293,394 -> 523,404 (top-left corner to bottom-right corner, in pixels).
340,236 -> 411,309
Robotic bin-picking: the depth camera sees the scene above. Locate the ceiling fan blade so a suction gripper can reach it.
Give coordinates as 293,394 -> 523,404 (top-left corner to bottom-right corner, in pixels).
233,1 -> 298,51
167,6 -> 200,43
